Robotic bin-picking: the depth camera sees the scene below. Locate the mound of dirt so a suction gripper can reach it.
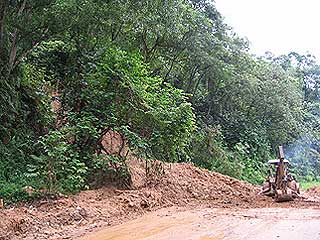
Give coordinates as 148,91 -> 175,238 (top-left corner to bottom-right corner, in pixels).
305,186 -> 320,201
0,161 -> 260,240
123,160 -> 263,209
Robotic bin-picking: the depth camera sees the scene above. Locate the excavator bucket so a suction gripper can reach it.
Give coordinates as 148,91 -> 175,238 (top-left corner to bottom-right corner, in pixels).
275,189 -> 293,202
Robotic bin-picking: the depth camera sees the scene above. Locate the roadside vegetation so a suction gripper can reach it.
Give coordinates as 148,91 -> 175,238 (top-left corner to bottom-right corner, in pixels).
300,181 -> 320,190
1,0 -> 320,204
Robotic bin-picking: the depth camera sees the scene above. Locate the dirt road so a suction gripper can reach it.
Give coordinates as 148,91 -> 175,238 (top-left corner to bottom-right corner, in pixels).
78,207 -> 320,240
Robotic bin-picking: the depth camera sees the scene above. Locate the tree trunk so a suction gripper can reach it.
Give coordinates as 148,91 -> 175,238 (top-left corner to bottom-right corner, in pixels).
0,0 -> 8,67
8,0 -> 27,72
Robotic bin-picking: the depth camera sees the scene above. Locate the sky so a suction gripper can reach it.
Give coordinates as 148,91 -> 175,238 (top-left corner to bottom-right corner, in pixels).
215,0 -> 320,59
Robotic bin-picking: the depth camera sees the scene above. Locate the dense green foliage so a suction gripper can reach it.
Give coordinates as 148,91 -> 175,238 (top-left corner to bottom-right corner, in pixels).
0,0 -> 319,202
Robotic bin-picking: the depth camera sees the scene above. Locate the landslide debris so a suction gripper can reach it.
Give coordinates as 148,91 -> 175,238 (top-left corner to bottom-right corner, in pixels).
126,160 -> 263,208
0,159 -> 318,240
305,186 -> 320,201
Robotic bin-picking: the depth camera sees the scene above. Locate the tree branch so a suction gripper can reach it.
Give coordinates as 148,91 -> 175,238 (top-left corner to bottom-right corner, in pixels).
111,21 -> 124,42
0,0 -> 8,48
13,27 -> 49,69
163,48 -> 185,82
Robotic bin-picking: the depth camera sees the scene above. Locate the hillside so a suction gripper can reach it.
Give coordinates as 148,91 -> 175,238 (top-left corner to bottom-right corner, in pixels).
1,2 -> 320,240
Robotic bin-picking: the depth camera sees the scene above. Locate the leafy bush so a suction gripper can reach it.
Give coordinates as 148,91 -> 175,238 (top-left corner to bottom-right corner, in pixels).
189,126 -> 243,178
189,124 -> 268,184
30,129 -> 88,194
0,63 -> 52,203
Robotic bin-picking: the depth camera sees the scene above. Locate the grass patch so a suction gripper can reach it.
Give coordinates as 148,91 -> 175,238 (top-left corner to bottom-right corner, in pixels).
300,181 -> 320,190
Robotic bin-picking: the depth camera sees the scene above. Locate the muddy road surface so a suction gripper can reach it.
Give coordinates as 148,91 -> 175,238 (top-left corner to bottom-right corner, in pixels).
78,207 -> 320,240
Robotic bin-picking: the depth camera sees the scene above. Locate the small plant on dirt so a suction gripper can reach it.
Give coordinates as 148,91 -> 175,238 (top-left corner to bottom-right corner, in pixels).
30,129 -> 88,194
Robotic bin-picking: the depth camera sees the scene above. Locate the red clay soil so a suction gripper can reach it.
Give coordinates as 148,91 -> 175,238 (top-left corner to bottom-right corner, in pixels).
305,186 -> 320,202
0,160 -> 318,240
